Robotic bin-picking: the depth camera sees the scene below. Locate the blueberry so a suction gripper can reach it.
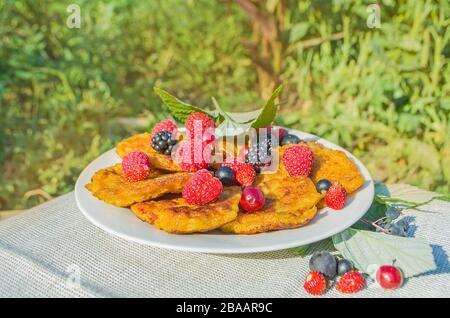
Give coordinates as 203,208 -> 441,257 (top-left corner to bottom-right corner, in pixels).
316,179 -> 332,194
280,134 -> 301,146
337,259 -> 353,276
396,218 -> 410,231
386,207 -> 401,220
309,251 -> 337,280
388,224 -> 406,237
215,166 -> 236,186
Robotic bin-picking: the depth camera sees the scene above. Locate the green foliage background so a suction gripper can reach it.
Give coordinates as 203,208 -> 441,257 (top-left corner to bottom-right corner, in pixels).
0,0 -> 449,210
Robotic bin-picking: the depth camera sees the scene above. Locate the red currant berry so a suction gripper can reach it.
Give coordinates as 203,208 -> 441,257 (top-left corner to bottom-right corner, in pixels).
376,265 -> 403,289
239,186 -> 265,212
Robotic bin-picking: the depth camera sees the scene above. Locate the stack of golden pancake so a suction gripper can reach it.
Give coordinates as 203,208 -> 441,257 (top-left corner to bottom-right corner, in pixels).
86,133 -> 364,234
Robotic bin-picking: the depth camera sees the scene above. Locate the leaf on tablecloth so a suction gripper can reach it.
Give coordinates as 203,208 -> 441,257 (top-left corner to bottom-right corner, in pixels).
332,228 -> 436,278
291,238 -> 335,257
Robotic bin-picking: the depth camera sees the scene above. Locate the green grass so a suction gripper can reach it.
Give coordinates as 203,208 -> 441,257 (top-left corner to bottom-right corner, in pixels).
0,0 -> 449,210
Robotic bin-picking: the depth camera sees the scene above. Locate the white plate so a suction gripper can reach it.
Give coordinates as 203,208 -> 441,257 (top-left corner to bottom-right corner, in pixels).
75,130 -> 374,254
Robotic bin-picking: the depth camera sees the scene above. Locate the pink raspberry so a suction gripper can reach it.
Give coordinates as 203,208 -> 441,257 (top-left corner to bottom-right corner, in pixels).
185,112 -> 215,141
121,151 -> 152,182
174,140 -> 212,172
282,146 -> 313,176
150,119 -> 178,138
182,169 -> 223,205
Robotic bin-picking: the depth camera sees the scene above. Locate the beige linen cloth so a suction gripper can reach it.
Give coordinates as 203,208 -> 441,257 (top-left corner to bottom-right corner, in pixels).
0,184 -> 449,298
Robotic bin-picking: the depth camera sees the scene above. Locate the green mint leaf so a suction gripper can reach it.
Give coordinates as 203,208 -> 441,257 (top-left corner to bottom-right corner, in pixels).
215,118 -> 252,137
251,84 -> 283,128
212,97 -> 253,136
332,228 -> 436,278
153,87 -> 216,122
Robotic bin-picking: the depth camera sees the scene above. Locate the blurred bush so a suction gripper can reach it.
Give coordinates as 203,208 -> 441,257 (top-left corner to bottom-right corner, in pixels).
0,0 -> 448,210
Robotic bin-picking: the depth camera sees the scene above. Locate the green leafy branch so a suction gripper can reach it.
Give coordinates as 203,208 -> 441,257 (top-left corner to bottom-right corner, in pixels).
153,85 -> 283,134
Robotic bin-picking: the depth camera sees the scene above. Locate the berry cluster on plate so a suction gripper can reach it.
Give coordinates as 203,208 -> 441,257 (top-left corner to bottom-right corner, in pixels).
85,112 -> 365,235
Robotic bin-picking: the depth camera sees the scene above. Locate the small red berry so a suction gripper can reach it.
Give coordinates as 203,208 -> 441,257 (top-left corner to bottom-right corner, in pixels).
282,146 -> 313,176
222,161 -> 244,173
336,271 -> 365,294
303,272 -> 327,296
235,163 -> 256,186
150,119 -> 178,138
277,127 -> 288,141
185,112 -> 215,141
174,140 -> 212,172
182,169 -> 223,205
324,183 -> 347,210
121,151 -> 152,182
239,186 -> 265,212
376,265 -> 403,289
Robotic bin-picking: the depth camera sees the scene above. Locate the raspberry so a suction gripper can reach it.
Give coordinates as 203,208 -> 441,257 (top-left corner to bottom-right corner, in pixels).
174,140 -> 212,172
182,169 -> 223,205
303,272 -> 326,296
150,119 -> 178,138
282,146 -> 313,176
121,151 -> 152,182
235,163 -> 256,186
185,112 -> 215,141
324,183 -> 347,210
336,271 -> 365,294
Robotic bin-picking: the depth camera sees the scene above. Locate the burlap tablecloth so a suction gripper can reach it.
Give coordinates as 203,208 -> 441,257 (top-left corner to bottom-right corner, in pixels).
0,184 -> 449,298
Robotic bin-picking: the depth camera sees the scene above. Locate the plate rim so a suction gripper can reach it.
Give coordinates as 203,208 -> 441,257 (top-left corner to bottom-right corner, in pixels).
75,129 -> 374,254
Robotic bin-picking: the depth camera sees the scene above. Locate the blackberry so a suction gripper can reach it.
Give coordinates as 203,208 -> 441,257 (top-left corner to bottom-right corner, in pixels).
151,130 -> 177,155
245,138 -> 272,171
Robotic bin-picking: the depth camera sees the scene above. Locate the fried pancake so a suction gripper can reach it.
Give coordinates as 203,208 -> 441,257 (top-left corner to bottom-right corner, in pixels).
305,142 -> 364,195
85,164 -> 193,207
220,175 -> 323,234
260,142 -> 364,195
131,187 -> 241,234
116,133 -> 183,171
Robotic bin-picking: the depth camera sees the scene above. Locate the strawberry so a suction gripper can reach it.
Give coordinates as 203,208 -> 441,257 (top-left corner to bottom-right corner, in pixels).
325,183 -> 347,210
235,163 -> 256,186
336,271 -> 365,294
303,272 -> 327,296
